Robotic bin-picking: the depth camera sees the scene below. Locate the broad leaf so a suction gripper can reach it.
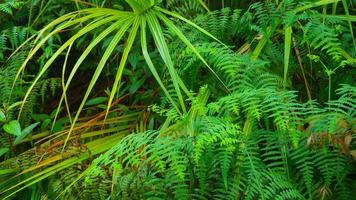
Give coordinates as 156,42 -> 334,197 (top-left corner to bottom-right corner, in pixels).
3,120 -> 21,137
14,122 -> 40,145
0,111 -> 5,122
0,148 -> 9,157
21,122 -> 40,136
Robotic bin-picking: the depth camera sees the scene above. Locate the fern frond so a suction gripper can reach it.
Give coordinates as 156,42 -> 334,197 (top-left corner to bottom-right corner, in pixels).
0,0 -> 24,16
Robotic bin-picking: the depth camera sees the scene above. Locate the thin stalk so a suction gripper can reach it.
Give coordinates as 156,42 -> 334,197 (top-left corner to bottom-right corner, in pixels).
318,60 -> 333,104
322,5 -> 327,23
31,0 -> 54,26
293,37 -> 312,101
101,0 -> 107,7
75,0 -> 80,10
27,0 -> 34,31
341,0 -> 356,53
328,74 -> 332,104
198,0 -> 210,12
332,2 -> 338,14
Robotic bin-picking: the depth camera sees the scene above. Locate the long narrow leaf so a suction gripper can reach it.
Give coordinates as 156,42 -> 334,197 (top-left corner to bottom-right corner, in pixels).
157,12 -> 228,91
62,19 -> 135,150
106,17 -> 140,118
146,11 -> 187,113
18,15 -> 121,118
140,16 -> 182,115
341,0 -> 355,52
12,11 -> 113,92
52,16 -> 133,130
294,0 -> 340,13
284,26 -> 292,89
1,132 -> 128,199
155,7 -> 226,47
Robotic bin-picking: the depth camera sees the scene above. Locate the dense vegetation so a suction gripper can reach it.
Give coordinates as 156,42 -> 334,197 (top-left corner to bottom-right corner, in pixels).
0,0 -> 355,199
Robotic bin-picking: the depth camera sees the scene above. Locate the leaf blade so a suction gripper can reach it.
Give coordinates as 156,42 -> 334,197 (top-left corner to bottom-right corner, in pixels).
3,120 -> 21,137
284,26 -> 292,89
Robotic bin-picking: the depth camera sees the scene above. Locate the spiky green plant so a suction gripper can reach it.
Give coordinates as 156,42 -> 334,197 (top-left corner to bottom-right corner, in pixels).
14,0 -> 228,150
0,0 -> 355,199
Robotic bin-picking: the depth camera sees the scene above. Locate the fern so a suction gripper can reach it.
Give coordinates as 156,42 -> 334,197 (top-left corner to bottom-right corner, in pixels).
166,0 -> 204,18
0,1 -> 355,199
303,18 -> 343,62
249,1 -> 280,35
195,8 -> 243,42
0,0 -> 24,16
3,26 -> 34,50
39,78 -> 61,103
0,51 -> 27,104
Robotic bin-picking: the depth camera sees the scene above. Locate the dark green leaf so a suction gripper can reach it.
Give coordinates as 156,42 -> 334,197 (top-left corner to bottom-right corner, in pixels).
85,97 -> 108,106
0,148 -> 9,157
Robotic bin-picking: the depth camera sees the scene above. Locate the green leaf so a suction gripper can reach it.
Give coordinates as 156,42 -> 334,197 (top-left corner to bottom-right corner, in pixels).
284,26 -> 292,89
2,129 -> 130,198
106,17 -> 139,119
0,169 -> 17,176
41,119 -> 52,130
341,0 -> 355,51
146,11 -> 186,113
14,122 -> 40,145
128,51 -> 139,68
53,118 -> 70,133
85,97 -> 108,106
129,77 -> 145,94
294,0 -> 340,13
0,110 -> 5,122
0,148 -> 9,157
7,101 -> 23,111
198,0 -> 210,11
3,120 -> 21,137
52,17 -> 131,131
13,11 -> 112,94
19,13 -> 122,118
157,12 -> 228,91
155,7 -> 224,47
63,18 -> 135,150
32,114 -> 50,121
140,16 -> 181,114
22,122 -> 40,136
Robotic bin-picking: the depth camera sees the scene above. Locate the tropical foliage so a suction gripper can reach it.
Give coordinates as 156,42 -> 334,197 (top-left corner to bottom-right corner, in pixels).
0,0 -> 355,199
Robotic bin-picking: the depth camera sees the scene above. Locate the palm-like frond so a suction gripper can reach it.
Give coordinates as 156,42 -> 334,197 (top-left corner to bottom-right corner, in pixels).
14,0 -> 224,150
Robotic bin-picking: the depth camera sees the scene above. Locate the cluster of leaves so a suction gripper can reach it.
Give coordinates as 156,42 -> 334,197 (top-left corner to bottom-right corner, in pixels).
87,81 -> 355,199
0,0 -> 355,199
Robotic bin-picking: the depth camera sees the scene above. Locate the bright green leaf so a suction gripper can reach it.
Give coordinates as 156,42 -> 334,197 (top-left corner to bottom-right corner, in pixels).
0,148 -> 9,157
0,110 -> 5,122
14,122 -> 40,145
284,26 -> 292,89
3,120 -> 22,137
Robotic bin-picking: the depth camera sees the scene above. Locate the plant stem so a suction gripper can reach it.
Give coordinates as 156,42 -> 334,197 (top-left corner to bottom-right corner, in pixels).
328,74 -> 332,103
293,37 -> 312,101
